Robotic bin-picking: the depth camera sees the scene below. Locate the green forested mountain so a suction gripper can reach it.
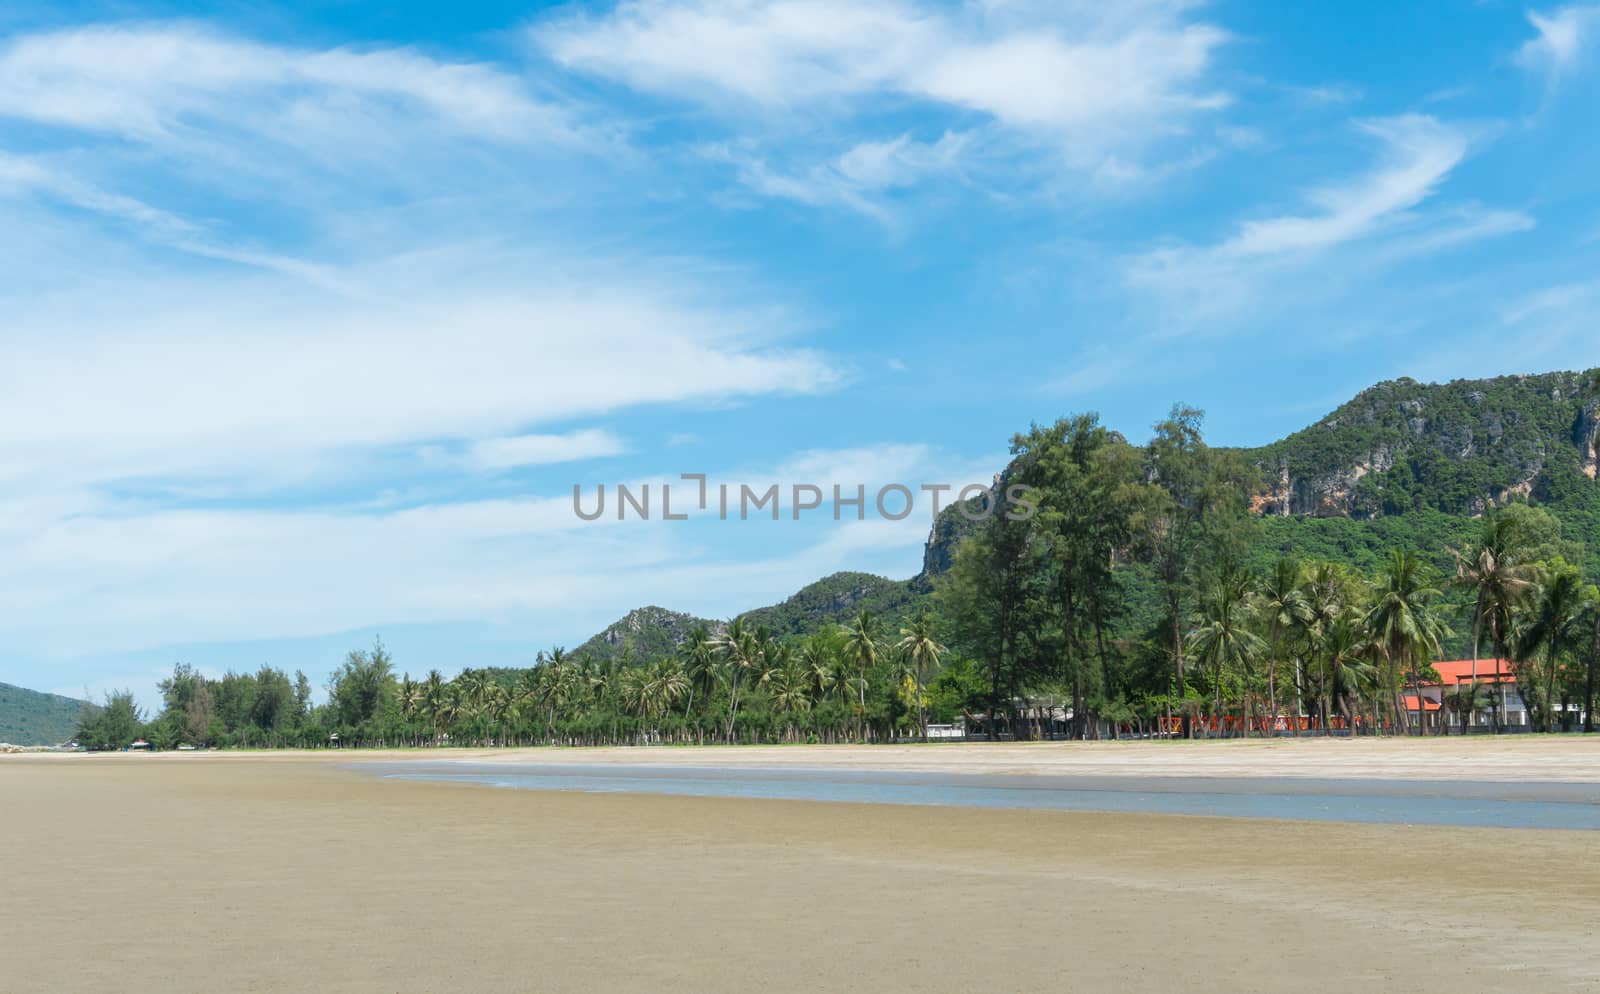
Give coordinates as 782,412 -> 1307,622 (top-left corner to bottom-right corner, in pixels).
589,370 -> 1600,657
577,605 -> 717,661
577,573 -> 926,662
0,682 -> 92,745
740,572 -> 924,638
1251,370 -> 1599,519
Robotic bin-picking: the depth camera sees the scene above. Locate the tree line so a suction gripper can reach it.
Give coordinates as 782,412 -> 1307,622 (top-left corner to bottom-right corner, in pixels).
939,408 -> 1598,738
75,405 -> 1600,750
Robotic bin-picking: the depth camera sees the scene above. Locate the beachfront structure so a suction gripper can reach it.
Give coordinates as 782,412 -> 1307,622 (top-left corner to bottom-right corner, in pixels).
1404,659 -> 1529,731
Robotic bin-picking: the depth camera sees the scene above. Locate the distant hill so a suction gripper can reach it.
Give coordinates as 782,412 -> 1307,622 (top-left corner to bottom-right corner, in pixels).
576,606 -> 718,662
584,369 -> 1600,662
740,572 -> 926,638
576,572 -> 933,662
0,682 -> 91,745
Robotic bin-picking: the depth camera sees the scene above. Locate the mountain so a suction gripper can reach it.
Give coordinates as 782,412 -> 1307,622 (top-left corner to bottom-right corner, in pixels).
741,572 -> 925,638
575,572 -> 933,662
576,606 -> 717,661
0,682 -> 92,745
583,369 -> 1600,660
1251,370 -> 1600,518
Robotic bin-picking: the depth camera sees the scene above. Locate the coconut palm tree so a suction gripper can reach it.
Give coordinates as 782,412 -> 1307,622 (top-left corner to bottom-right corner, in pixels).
768,657 -> 813,742
678,625 -> 716,723
533,648 -> 579,742
451,670 -> 492,744
398,673 -> 420,745
423,669 -> 447,744
896,609 -> 946,742
1366,551 -> 1450,736
1257,558 -> 1312,736
1298,562 -> 1347,730
712,618 -> 760,743
801,632 -> 839,700
1518,564 -> 1588,732
647,657 -> 689,739
1450,515 -> 1538,727
1323,608 -> 1376,734
840,610 -> 882,742
1443,681 -> 1495,735
619,667 -> 652,741
1186,565 -> 1265,736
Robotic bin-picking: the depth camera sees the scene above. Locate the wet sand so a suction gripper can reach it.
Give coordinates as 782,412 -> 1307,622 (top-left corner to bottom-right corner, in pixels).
53,734 -> 1599,781
5,752 -> 1599,993
395,735 -> 1600,781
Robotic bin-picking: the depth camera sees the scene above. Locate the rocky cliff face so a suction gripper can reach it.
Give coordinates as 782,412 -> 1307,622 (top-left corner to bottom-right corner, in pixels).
1252,450 -> 1399,518
1249,370 -> 1600,519
1578,398 -> 1600,481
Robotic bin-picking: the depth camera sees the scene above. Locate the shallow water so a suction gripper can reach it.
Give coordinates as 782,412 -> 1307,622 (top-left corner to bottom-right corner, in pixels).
360,762 -> 1600,830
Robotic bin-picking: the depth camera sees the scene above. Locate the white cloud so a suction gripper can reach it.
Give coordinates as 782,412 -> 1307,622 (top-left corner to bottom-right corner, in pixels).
0,441 -> 993,666
709,130 -> 971,219
1122,115 -> 1520,322
1516,5 -> 1600,84
536,0 -> 1224,130
0,152 -> 192,232
0,16 -> 882,694
467,429 -> 628,470
1222,116 -> 1467,256
0,23 -> 570,143
534,0 -> 1229,202
834,132 -> 970,189
1502,278 -> 1600,327
0,268 -> 839,494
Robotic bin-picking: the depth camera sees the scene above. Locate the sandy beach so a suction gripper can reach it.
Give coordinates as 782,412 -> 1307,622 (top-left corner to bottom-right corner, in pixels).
5,743 -> 1599,993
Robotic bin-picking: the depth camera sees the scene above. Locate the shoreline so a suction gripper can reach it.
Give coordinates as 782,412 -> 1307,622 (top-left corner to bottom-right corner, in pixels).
20,735 -> 1600,782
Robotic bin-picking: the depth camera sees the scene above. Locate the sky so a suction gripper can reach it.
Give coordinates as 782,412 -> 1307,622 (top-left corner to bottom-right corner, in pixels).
1,1 -> 1597,710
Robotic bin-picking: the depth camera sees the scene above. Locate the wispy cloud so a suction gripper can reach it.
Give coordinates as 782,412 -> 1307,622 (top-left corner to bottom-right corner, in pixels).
466,429 -> 629,471
1123,115 -> 1525,325
706,130 -> 971,220
0,266 -> 840,495
0,440 -> 989,669
0,23 -> 572,143
534,0 -> 1230,207
1515,4 -> 1600,86
536,0 -> 1225,129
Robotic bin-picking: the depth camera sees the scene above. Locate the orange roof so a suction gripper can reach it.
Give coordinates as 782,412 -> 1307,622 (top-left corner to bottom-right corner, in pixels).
1428,659 -> 1515,686
1401,694 -> 1442,712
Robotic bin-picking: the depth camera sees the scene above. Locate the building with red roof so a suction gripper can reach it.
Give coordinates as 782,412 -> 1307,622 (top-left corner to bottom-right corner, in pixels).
1405,658 -> 1528,732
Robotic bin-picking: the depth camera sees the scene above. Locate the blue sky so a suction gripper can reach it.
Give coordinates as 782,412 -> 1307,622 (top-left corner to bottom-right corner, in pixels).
1,1 -> 1597,710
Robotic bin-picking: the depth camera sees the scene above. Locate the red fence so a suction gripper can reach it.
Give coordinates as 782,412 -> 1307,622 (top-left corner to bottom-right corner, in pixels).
1154,714 -> 1392,736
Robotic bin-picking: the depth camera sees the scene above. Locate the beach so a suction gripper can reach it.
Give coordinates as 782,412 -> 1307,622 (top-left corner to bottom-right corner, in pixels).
5,742 -> 1599,993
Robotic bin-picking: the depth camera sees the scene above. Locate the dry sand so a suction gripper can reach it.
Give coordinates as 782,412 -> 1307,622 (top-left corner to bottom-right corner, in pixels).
5,746 -> 1599,993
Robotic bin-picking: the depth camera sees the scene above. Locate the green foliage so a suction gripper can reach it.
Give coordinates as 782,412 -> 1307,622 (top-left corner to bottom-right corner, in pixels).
75,690 -> 144,751
0,682 -> 92,745
327,637 -> 397,736
742,572 -> 927,639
